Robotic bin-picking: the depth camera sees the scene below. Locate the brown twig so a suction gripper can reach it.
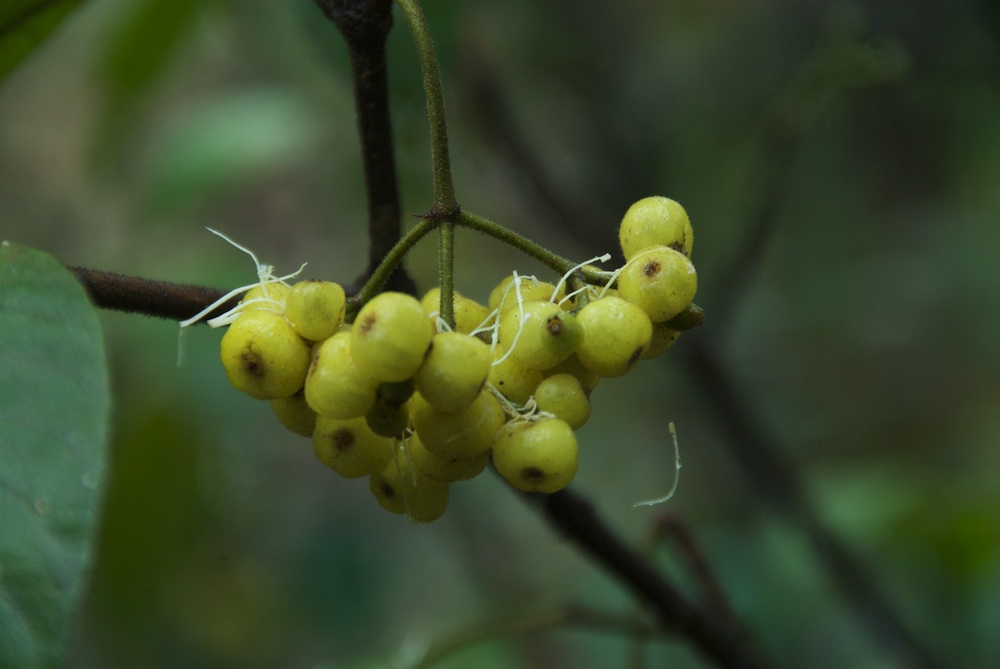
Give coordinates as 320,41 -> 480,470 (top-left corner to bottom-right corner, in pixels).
69,267 -> 235,322
648,515 -> 739,625
461,22 -> 944,668
529,489 -> 772,669
311,0 -> 415,296
683,339 -> 945,669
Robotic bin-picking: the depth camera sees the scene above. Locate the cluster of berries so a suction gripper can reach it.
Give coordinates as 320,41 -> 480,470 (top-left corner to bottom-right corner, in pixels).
215,196 -> 697,522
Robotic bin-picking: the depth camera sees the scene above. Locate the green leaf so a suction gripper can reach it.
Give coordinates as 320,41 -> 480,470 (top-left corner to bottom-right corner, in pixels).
0,243 -> 110,669
0,0 -> 82,81
99,0 -> 201,100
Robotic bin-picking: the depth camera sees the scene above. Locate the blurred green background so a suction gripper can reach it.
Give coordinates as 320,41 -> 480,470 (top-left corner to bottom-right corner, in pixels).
2,0 -> 999,667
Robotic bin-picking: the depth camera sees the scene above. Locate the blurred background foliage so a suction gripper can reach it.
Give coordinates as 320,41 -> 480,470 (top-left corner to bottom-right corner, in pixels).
2,0 -> 999,667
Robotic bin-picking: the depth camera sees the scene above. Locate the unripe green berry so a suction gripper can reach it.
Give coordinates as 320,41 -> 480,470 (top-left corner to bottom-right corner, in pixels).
351,292 -> 434,383
534,374 -> 591,430
220,310 -> 311,400
404,432 -> 488,482
270,391 -> 317,437
617,246 -> 697,323
285,280 -> 346,341
492,418 -> 578,493
313,415 -> 393,479
365,397 -> 410,438
618,196 -> 694,259
497,301 -> 583,371
410,390 -> 506,459
370,446 -> 450,523
415,332 -> 491,412
488,353 -> 543,405
642,323 -> 681,360
575,296 -> 652,377
304,331 -> 379,419
378,379 -> 416,409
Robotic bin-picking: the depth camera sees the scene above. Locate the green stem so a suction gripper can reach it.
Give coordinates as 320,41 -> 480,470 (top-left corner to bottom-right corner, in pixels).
438,221 -> 455,327
395,0 -> 458,215
457,210 -> 611,285
346,218 -> 438,318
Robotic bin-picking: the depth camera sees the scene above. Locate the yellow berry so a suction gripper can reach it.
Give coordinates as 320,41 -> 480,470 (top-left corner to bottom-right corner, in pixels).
575,296 -> 652,377
285,280 -> 346,341
492,418 -> 578,493
488,276 -> 565,317
312,415 -> 393,478
304,331 -> 379,419
351,292 -> 434,383
534,374 -> 591,429
414,332 -> 491,412
420,288 -> 492,335
270,391 -> 317,437
497,301 -> 583,371
488,353 -> 543,405
410,390 -> 506,459
240,283 -> 291,311
545,354 -> 600,395
617,246 -> 697,323
220,310 -> 310,399
403,432 -> 488,482
370,445 -> 450,523
618,196 -> 693,259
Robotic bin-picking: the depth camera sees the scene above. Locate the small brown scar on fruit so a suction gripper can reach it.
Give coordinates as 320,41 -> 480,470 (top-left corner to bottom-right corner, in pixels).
380,482 -> 396,498
669,241 -> 687,255
521,467 -> 545,482
643,260 -> 662,277
360,314 -> 377,334
546,316 -> 564,336
240,350 -> 266,378
332,429 -> 355,452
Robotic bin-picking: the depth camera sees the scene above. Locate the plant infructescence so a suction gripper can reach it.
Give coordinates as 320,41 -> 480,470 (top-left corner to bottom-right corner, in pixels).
6,2 -> 803,668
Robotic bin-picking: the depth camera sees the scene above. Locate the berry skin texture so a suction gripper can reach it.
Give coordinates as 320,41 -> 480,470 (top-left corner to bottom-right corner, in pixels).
312,415 -> 393,479
304,331 -> 379,419
534,374 -> 591,430
575,296 -> 653,377
410,390 -> 506,459
617,246 -> 697,323
270,391 -> 317,437
643,323 -> 681,360
488,276 -> 565,317
351,292 -> 434,383
365,397 -> 410,438
492,418 -> 579,493
240,283 -> 291,314
618,196 -> 694,259
420,288 -> 491,335
487,353 -> 543,405
220,310 -> 311,400
370,445 -> 450,523
404,432 -> 488,482
498,301 -> 583,371
415,332 -> 491,413
285,280 -> 346,341
546,354 -> 600,395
